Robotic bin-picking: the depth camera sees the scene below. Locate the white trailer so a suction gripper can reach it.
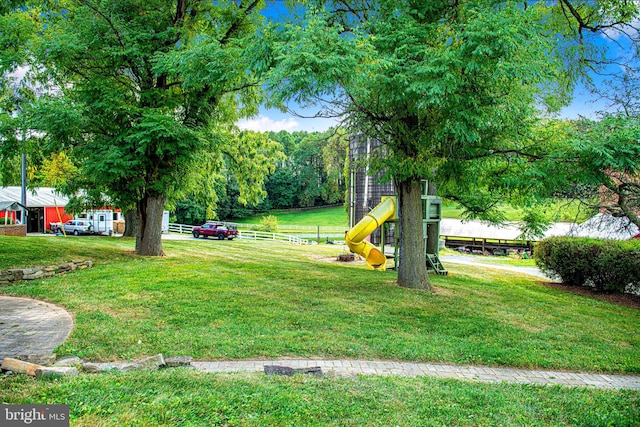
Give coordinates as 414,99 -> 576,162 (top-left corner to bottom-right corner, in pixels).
81,210 -> 114,235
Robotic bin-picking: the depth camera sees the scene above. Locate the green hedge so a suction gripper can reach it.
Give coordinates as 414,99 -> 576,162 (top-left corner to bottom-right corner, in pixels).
535,237 -> 640,293
0,217 -> 15,225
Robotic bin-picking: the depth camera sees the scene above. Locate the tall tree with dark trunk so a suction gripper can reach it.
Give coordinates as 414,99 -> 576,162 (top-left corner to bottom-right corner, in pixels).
8,0 -> 278,255
268,1 -> 566,290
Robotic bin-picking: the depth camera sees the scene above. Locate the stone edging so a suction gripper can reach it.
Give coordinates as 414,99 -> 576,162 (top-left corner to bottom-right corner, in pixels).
0,261 -> 93,285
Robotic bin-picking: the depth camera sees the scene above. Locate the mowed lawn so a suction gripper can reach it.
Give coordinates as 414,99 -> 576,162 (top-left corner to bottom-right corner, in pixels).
232,206 -> 348,227
0,235 -> 637,373
1,235 -> 639,426
229,199 -> 593,227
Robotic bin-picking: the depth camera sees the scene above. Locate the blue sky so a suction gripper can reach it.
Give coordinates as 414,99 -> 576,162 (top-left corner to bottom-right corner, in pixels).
236,89 -> 610,133
236,2 -> 639,133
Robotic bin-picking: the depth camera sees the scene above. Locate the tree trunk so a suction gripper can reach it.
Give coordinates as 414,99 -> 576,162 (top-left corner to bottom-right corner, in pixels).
395,177 -> 432,291
123,209 -> 139,237
135,192 -> 166,256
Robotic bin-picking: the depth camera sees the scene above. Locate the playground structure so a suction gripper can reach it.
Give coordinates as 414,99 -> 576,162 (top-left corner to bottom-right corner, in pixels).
347,134 -> 447,274
345,196 -> 396,270
345,183 -> 447,274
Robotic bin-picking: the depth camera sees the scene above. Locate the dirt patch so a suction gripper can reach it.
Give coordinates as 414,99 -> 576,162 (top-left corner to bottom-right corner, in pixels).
540,282 -> 640,310
433,287 -> 454,296
311,255 -> 366,266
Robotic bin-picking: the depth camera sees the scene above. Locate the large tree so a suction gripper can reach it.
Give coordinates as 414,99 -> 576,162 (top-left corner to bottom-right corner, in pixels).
268,1 -> 567,290
9,0 -> 279,255
529,1 -> 640,229
565,1 -> 640,227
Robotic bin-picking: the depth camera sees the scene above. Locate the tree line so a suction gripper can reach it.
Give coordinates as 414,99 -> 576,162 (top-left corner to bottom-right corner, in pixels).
173,129 -> 348,224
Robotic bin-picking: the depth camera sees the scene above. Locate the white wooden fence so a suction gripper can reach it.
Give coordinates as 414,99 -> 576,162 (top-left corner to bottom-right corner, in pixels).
237,230 -> 309,245
225,222 -> 346,232
168,223 -> 309,245
168,223 -> 194,234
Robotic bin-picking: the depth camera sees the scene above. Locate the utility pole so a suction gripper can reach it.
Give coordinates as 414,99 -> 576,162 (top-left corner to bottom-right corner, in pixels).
21,151 -> 27,226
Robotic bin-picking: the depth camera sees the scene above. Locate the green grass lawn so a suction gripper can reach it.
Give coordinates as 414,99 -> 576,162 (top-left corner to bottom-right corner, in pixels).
1,235 -> 638,426
1,235 -> 638,373
441,199 -> 593,222
231,199 -> 594,229
1,370 -> 638,426
232,206 -> 348,227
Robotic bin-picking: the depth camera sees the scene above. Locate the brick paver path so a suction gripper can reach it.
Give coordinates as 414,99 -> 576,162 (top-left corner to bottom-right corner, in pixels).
192,359 -> 640,390
0,296 -> 73,361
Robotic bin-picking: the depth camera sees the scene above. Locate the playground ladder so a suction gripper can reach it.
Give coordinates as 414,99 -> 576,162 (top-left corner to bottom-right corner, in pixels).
427,253 -> 448,275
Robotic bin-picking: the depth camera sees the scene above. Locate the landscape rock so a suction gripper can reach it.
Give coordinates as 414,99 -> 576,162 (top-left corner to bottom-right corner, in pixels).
0,261 -> 94,283
164,356 -> 193,368
7,269 -> 23,281
264,365 -> 295,376
121,354 -> 165,372
35,367 -> 79,378
15,354 -> 57,366
82,362 -> 107,373
22,267 -> 45,280
1,357 -> 43,376
58,263 -> 74,273
53,356 -> 83,367
264,365 -> 323,376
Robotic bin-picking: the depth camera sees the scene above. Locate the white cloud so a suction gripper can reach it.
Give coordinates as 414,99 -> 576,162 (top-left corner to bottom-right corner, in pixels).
237,115 -> 300,132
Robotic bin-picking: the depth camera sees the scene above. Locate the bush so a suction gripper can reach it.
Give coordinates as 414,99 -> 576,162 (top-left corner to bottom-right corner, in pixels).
0,217 -> 15,225
259,215 -> 278,232
535,237 -> 640,293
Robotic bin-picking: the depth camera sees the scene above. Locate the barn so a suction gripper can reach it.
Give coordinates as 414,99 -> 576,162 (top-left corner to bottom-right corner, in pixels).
0,187 -> 72,233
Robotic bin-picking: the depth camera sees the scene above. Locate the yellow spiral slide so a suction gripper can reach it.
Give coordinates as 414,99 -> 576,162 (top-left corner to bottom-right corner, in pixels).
345,196 -> 396,271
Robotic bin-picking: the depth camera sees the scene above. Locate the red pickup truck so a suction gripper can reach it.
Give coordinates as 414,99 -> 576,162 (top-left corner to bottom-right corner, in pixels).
192,222 -> 238,240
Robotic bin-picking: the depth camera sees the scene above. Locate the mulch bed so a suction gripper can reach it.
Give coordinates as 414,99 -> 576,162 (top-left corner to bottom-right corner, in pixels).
540,282 -> 640,310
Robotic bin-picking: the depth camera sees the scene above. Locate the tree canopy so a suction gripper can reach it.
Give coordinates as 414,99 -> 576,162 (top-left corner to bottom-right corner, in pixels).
267,0 -> 577,289
2,0 -> 281,255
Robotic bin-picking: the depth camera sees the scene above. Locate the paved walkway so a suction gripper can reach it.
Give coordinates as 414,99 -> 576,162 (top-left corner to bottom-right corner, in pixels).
192,359 -> 640,390
0,296 -> 73,361
1,295 -> 639,390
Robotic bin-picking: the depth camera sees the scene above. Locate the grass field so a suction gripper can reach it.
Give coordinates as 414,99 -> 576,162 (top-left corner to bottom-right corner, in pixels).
1,235 -> 638,425
230,199 -> 593,228
232,206 -> 348,227
0,236 -> 637,372
2,370 -> 638,426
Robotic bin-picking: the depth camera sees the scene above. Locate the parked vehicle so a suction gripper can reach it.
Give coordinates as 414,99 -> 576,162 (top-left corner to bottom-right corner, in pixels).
51,219 -> 93,235
192,222 -> 238,240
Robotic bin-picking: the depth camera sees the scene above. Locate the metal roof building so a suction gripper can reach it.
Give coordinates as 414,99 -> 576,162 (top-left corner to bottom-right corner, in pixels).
0,187 -> 69,208
0,187 -> 71,233
440,219 -> 575,241
568,213 -> 640,240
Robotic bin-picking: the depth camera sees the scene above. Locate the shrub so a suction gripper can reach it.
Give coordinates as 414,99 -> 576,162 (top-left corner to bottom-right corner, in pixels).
0,217 -> 15,225
259,215 -> 278,232
535,237 -> 640,293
